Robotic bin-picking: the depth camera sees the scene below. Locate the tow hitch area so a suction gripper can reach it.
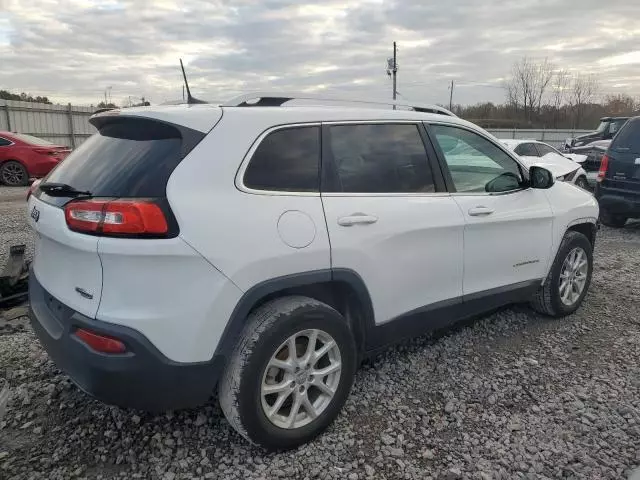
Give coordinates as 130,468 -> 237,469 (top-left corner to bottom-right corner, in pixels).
0,244 -> 29,308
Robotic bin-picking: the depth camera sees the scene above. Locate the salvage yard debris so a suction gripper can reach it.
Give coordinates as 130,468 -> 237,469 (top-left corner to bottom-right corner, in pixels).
0,244 -> 29,307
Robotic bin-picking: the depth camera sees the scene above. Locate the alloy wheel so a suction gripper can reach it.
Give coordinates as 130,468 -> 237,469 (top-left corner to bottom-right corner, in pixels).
559,247 -> 589,306
1,163 -> 26,186
261,329 -> 342,429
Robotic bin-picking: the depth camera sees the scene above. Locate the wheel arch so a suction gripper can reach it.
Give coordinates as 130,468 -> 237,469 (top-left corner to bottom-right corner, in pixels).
543,218 -> 597,283
566,219 -> 597,247
214,269 -> 375,362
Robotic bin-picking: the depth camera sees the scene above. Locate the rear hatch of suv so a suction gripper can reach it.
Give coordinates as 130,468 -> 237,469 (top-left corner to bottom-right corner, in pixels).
601,117 -> 640,193
27,109 -> 215,318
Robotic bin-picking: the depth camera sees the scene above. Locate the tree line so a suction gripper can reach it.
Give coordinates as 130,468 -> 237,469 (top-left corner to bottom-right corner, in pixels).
453,57 -> 639,130
0,90 -> 52,104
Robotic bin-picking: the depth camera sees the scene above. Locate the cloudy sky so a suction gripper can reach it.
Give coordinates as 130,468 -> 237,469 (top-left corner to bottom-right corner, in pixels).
1,0 -> 639,107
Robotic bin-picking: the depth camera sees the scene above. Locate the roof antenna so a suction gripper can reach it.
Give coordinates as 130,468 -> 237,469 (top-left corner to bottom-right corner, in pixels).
180,59 -> 206,104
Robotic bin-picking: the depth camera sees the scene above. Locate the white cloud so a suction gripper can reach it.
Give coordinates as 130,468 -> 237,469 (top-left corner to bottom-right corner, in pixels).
1,0 -> 640,106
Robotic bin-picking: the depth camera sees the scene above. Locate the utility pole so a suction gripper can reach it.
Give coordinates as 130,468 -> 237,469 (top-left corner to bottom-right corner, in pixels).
386,42 -> 398,109
449,80 -> 454,111
392,41 -> 397,105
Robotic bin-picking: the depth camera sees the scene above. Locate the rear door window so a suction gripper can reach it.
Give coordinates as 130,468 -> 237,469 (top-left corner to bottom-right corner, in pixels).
514,143 -> 539,157
43,117 -> 203,198
610,118 -> 640,154
325,123 -> 435,193
243,126 -> 320,192
535,143 -> 556,156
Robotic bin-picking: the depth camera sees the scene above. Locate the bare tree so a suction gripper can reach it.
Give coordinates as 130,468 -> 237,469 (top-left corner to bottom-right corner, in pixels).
570,74 -> 599,128
602,94 -> 637,115
505,56 -> 555,124
551,69 -> 570,127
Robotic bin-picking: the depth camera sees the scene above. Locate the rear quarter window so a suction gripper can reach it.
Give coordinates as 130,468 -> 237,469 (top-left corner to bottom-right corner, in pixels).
243,126 -> 320,192
611,118 -> 640,154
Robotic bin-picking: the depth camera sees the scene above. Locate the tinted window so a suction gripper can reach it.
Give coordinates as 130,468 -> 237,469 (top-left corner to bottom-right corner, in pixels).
327,124 -> 434,193
0,137 -> 11,147
536,143 -> 556,156
12,133 -> 54,146
514,143 -> 539,157
610,119 -> 627,135
244,127 -> 320,192
45,118 -> 199,197
432,125 -> 522,193
610,118 -> 640,154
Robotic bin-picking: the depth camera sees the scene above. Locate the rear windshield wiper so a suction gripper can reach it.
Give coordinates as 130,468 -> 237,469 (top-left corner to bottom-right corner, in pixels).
39,182 -> 92,197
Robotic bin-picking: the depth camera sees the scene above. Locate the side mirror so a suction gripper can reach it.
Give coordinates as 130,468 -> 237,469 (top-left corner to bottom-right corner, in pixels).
529,166 -> 555,189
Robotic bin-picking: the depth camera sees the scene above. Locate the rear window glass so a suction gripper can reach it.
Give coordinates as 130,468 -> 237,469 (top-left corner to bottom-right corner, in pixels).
244,126 -> 320,192
611,118 -> 640,154
45,118 -> 189,197
12,133 -> 54,145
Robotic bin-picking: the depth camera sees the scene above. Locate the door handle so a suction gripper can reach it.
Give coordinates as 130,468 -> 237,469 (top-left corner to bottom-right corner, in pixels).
468,206 -> 495,217
337,213 -> 378,227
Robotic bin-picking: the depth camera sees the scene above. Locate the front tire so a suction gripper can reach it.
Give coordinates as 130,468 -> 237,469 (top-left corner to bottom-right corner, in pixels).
530,231 -> 593,317
0,161 -> 29,186
219,296 -> 356,450
600,209 -> 627,228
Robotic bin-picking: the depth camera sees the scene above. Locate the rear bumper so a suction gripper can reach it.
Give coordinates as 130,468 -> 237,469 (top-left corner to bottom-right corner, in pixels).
595,187 -> 640,217
29,158 -> 61,177
29,270 -> 223,411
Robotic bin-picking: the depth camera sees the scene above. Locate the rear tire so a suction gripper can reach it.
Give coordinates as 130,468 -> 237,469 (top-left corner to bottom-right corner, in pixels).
530,231 -> 593,318
0,161 -> 29,186
219,296 -> 356,450
600,209 -> 627,228
575,176 -> 589,190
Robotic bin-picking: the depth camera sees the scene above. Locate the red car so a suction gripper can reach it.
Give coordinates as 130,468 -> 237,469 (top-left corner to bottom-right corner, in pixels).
0,132 -> 71,186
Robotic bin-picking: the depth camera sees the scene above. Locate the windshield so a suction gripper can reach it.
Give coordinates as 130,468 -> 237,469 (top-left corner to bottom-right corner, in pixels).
13,133 -> 55,146
595,121 -> 608,133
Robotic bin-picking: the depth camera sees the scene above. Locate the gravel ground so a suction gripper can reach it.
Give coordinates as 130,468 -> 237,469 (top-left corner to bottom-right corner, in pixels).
0,186 -> 33,270
2,186 -> 640,479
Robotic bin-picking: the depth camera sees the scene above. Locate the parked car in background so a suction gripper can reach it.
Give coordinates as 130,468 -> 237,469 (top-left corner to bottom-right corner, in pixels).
565,117 -> 629,151
0,132 -> 71,186
571,140 -> 611,184
501,139 -> 590,189
595,116 -> 640,228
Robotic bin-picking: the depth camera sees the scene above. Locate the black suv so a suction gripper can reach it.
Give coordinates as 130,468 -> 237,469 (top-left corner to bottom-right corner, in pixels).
595,116 -> 640,227
567,117 -> 629,150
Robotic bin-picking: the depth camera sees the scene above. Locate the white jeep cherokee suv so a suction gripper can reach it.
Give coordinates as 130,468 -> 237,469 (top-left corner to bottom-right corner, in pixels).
27,94 -> 599,449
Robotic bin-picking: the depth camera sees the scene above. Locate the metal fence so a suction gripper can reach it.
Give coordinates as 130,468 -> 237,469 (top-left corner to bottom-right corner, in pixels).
1,99 -> 593,151
0,99 -> 96,148
486,128 -> 591,148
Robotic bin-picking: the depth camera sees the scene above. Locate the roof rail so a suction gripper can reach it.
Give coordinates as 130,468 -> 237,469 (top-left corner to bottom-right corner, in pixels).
221,93 -> 456,117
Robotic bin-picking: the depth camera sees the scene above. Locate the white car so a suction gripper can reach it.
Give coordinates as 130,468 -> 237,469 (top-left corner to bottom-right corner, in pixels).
26,94 -> 599,449
501,139 -> 591,190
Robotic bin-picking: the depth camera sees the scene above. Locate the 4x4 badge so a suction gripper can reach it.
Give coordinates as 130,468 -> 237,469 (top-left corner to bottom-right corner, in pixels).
31,206 -> 40,222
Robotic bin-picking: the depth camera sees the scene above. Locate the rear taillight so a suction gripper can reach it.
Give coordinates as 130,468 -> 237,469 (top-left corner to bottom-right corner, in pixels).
597,154 -> 609,182
74,328 -> 126,354
34,148 -> 57,155
27,179 -> 41,200
64,199 -> 169,237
